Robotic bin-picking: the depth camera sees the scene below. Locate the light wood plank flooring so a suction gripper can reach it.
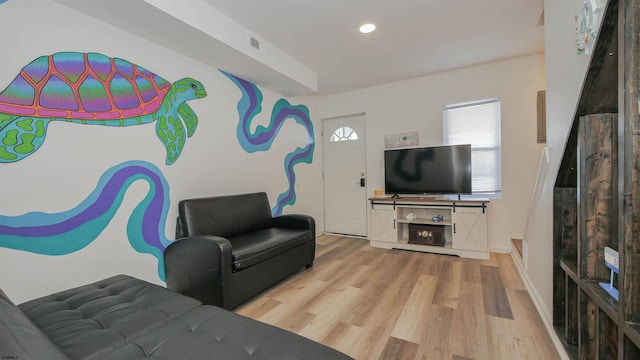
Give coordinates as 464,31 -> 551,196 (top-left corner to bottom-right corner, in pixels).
235,235 -> 559,360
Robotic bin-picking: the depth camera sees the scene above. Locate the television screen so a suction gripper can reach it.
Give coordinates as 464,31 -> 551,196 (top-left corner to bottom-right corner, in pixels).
384,144 -> 472,195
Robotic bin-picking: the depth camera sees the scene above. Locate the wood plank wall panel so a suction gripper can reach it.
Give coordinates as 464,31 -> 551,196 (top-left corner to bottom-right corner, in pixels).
553,187 -> 577,329
622,0 -> 640,327
566,279 -> 579,346
578,113 -> 617,282
580,294 -> 597,359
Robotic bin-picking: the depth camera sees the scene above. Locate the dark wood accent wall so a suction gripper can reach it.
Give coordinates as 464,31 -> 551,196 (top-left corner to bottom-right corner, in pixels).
553,0 -> 640,358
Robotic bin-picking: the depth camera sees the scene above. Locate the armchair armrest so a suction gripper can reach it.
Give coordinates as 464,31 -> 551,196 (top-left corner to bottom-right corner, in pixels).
164,235 -> 233,308
272,214 -> 316,235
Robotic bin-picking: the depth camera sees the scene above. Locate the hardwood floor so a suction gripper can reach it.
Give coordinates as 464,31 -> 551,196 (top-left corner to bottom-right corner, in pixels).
235,235 -> 560,360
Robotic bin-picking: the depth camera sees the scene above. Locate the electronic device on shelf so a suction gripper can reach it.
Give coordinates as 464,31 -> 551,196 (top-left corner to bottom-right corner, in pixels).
599,246 -> 619,301
384,144 -> 472,196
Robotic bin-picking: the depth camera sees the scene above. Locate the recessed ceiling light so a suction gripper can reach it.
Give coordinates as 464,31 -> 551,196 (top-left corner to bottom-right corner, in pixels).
359,23 -> 376,34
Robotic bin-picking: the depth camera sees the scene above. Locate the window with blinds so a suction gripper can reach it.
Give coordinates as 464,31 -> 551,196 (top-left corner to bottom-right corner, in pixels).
443,98 -> 501,196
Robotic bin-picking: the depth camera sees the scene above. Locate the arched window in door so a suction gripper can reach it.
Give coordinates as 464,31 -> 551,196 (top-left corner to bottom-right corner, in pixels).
330,126 -> 359,142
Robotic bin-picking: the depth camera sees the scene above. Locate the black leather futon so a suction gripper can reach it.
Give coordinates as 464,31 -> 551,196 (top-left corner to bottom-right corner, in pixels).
0,275 -> 353,359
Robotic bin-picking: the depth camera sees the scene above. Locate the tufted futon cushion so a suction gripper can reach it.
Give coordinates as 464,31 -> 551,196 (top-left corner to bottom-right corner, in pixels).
13,275 -> 352,360
0,288 -> 69,360
95,305 -> 345,359
18,275 -> 202,359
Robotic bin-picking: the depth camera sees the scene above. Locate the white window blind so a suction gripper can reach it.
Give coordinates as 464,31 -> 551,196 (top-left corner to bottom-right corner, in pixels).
443,98 -> 501,194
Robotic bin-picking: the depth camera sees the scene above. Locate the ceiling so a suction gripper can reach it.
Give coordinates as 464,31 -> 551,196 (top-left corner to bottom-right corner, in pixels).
203,0 -> 545,95
54,0 -> 544,96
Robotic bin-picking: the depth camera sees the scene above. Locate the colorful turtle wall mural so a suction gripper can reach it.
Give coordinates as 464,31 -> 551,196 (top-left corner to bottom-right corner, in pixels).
221,71 -> 314,216
0,160 -> 171,280
0,52 -> 207,165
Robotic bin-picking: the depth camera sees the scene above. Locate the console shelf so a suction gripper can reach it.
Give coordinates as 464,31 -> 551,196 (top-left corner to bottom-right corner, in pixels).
396,218 -> 453,226
368,197 -> 489,260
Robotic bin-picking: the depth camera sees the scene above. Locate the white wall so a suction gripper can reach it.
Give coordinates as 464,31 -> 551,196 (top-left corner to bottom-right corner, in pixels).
0,0 -> 322,303
522,0 -> 592,322
319,54 -> 546,253
0,0 -> 596,314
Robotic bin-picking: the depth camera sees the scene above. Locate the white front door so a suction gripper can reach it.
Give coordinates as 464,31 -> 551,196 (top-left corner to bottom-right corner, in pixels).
323,114 -> 367,236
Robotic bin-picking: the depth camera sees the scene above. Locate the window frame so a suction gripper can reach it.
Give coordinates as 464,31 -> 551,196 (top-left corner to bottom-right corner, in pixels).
443,97 -> 502,199
329,126 -> 359,142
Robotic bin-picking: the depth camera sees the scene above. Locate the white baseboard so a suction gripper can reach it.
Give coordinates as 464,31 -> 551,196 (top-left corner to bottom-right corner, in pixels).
489,245 -> 512,254
322,231 -> 367,239
510,250 -> 570,360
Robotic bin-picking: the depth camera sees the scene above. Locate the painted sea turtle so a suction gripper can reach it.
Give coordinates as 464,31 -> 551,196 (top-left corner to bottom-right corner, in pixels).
0,52 -> 207,164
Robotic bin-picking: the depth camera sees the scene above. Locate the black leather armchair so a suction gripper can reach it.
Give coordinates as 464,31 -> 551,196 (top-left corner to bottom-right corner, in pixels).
165,192 -> 315,309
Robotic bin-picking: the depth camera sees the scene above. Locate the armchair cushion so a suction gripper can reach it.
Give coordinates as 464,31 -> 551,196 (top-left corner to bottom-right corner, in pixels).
230,227 -> 313,271
178,192 -> 273,238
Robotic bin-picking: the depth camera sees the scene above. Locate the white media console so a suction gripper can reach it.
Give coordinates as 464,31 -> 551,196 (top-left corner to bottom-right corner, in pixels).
368,197 -> 489,260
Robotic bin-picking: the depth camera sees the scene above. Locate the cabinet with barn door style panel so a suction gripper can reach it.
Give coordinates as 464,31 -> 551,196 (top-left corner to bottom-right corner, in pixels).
368,203 -> 396,244
368,197 -> 489,260
552,0 -> 640,358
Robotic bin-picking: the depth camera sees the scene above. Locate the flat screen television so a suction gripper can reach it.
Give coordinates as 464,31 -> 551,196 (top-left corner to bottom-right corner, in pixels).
384,144 -> 472,195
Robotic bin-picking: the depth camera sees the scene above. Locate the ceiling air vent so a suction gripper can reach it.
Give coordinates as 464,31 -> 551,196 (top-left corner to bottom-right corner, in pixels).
250,36 -> 260,50
247,32 -> 268,56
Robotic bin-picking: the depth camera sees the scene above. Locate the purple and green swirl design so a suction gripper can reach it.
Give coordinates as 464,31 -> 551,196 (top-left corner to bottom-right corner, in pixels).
0,160 -> 171,280
221,71 -> 314,216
